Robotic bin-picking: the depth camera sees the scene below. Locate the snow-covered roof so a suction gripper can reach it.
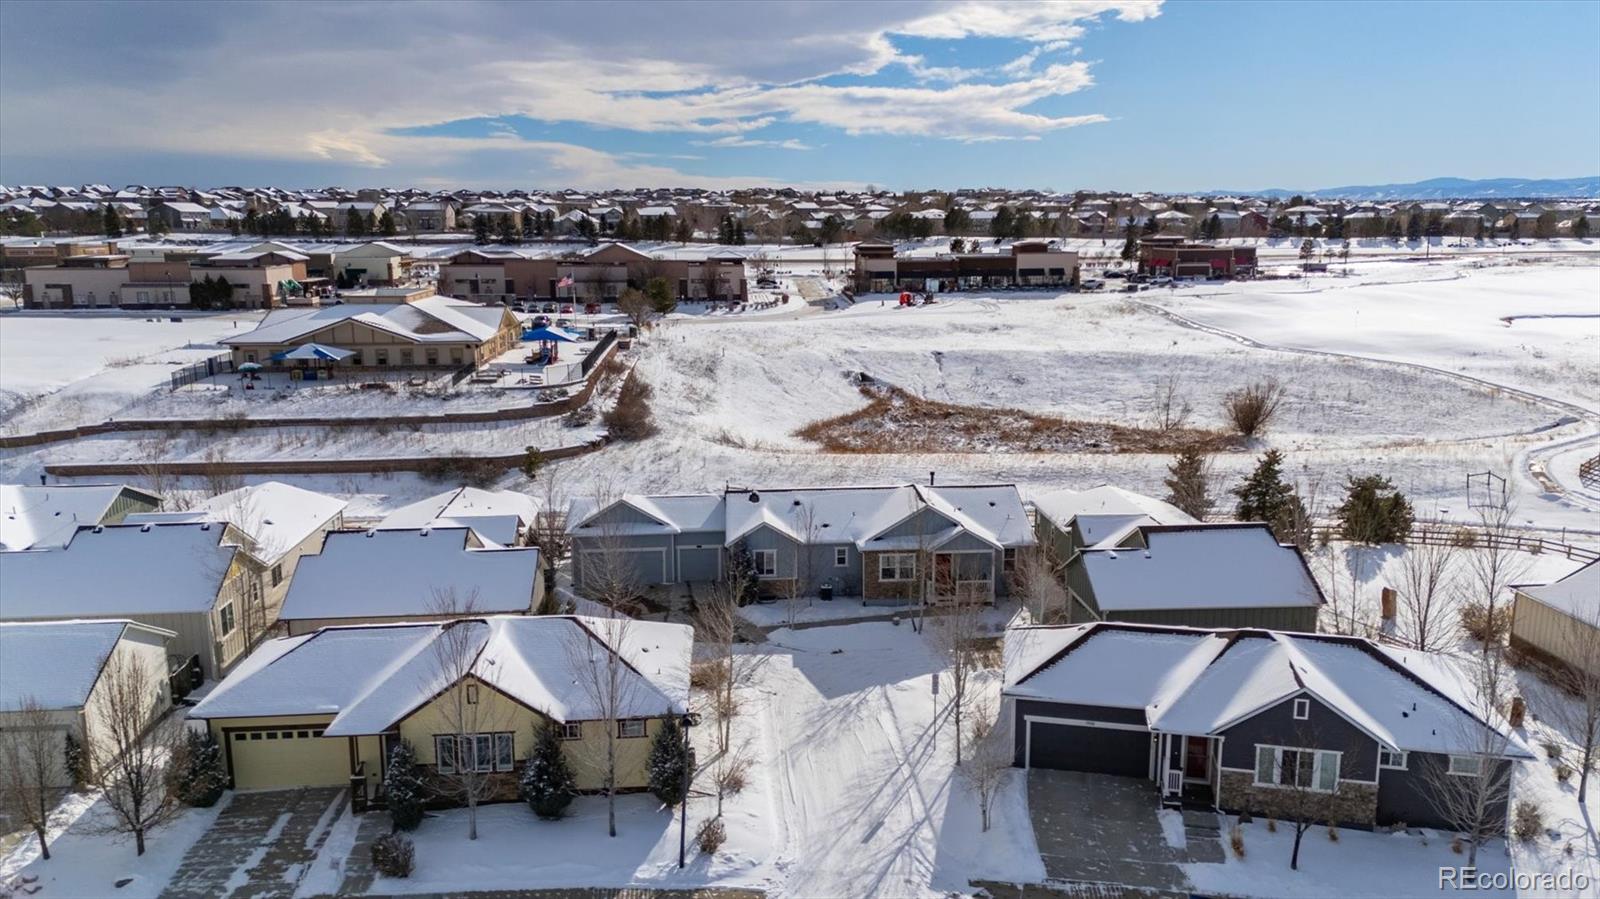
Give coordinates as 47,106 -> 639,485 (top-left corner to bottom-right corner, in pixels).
565,493 -> 726,537
278,527 -> 539,622
1076,524 -> 1322,612
222,296 -> 507,347
1516,560 -> 1600,623
126,482 -> 344,563
0,483 -> 156,551
379,487 -> 539,546
1033,486 -> 1194,533
0,523 -> 240,619
190,615 -> 690,731
1006,622 -> 1530,758
0,620 -> 173,712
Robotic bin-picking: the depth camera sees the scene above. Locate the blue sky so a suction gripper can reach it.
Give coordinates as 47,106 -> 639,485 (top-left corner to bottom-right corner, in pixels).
1,0 -> 1595,191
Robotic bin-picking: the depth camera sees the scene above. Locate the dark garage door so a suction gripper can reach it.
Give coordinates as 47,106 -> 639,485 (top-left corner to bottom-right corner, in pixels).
1028,721 -> 1150,777
677,547 -> 720,582
578,550 -> 665,586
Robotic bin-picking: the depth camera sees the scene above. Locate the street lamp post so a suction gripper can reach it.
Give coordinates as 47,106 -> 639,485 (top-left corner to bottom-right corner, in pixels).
678,711 -> 700,868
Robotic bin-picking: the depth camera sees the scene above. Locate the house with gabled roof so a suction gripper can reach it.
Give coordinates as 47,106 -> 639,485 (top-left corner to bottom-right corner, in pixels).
1003,621 -> 1531,829
0,483 -> 161,551
187,615 -> 690,801
219,293 -> 519,368
565,483 -> 1034,603
1509,559 -> 1600,678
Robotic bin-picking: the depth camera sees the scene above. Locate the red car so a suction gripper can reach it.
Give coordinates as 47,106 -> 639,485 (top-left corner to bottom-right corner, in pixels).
560,305 -> 574,314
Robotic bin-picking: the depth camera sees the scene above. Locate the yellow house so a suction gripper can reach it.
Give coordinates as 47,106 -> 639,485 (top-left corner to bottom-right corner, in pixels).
1510,559 -> 1600,676
187,616 -> 690,803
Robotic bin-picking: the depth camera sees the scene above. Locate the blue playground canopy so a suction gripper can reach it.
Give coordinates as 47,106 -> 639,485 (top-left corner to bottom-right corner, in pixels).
521,326 -> 580,343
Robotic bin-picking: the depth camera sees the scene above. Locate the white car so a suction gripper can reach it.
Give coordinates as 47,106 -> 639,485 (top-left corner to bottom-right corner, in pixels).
1080,278 -> 1105,290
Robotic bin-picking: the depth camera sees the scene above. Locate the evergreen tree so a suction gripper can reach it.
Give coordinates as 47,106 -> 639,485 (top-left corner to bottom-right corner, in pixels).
1008,210 -> 1033,240
1405,214 -> 1422,242
379,210 -> 398,237
496,217 -> 519,245
518,723 -> 576,819
717,216 -> 734,245
228,217 -> 242,237
147,209 -> 168,236
943,207 -> 971,234
166,730 -> 228,808
521,213 -> 536,240
244,209 -> 261,236
1232,450 -> 1308,546
103,205 -> 123,238
735,221 -> 746,245
1510,218 -> 1521,240
725,542 -> 758,604
385,740 -> 428,831
1473,218 -> 1486,241
950,237 -> 966,254
365,210 -> 379,236
1575,214 -> 1590,240
1162,448 -> 1214,520
673,218 -> 693,243
473,215 -> 491,245
63,732 -> 87,790
647,716 -> 689,807
989,205 -> 1015,239
1141,215 -> 1159,235
645,276 -> 675,314
1333,474 -> 1414,545
346,207 -> 365,238
1119,223 -> 1139,261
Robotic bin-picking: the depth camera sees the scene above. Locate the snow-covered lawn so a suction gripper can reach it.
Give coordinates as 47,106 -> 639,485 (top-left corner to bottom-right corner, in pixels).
0,791 -> 228,899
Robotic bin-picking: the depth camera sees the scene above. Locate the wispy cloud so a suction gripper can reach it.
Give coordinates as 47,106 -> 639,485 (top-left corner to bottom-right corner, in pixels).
696,136 -> 815,150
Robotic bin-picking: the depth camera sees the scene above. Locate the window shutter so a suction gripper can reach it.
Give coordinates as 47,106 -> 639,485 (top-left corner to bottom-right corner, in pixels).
1255,746 -> 1274,783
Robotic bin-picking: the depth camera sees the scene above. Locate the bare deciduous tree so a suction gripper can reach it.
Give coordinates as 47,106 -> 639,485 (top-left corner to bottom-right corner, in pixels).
782,503 -> 821,628
1396,537 -> 1460,652
1148,372 -> 1193,432
1421,653 -> 1516,867
1546,606 -> 1600,804
528,479 -> 569,604
1009,545 -> 1067,624
695,571 -> 747,760
84,653 -> 176,856
961,698 -> 1012,832
928,582 -> 987,765
563,612 -> 640,838
1464,497 -> 1532,657
1250,721 -> 1361,871
422,590 -> 504,841
0,699 -> 66,859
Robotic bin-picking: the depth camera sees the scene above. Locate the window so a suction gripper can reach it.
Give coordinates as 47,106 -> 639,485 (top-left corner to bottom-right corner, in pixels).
834,547 -> 849,567
1254,745 -> 1339,792
270,564 -> 283,587
879,553 -> 916,582
218,603 -> 236,636
753,549 -> 778,578
618,719 -> 647,739
495,733 -> 513,770
466,684 -> 479,705
473,734 -> 494,772
1003,548 -> 1017,572
1379,749 -> 1408,770
1448,755 -> 1483,777
435,733 -> 515,774
435,735 -> 457,773
1292,698 -> 1310,720
559,722 -> 582,741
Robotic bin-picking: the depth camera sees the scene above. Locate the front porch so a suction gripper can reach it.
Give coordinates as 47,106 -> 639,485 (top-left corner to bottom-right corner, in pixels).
1157,732 -> 1222,811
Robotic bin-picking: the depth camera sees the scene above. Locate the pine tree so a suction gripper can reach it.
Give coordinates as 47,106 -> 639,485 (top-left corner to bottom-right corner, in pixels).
346,207 -> 364,238
1333,474 -> 1414,545
647,717 -> 689,807
496,217 -> 518,245
473,215 -> 491,245
735,221 -> 746,245
673,218 -> 693,243
244,208 -> 260,236
228,217 -> 241,237
519,723 -> 576,819
1576,214 -> 1590,240
166,730 -> 228,808
379,210 -> 397,237
63,732 -> 88,790
1119,223 -> 1139,261
103,205 -> 123,238
990,205 -> 1015,239
521,213 -> 535,240
1232,449 -> 1308,545
1406,215 -> 1422,242
1163,449 -> 1213,520
385,740 -> 428,831
365,211 -> 379,235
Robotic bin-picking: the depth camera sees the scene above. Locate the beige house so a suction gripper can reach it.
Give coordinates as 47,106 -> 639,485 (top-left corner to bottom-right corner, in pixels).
1510,560 -> 1600,676
0,522 -> 271,680
188,616 -> 690,800
334,241 -> 412,285
220,292 -> 520,369
0,620 -> 177,788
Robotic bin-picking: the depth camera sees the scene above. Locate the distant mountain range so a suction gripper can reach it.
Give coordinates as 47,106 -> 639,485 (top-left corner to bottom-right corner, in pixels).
1214,176 -> 1600,201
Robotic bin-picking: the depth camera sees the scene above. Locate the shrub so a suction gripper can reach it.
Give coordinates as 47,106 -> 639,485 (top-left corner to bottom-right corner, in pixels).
563,405 -> 596,427
1513,800 -> 1544,842
1222,378 -> 1285,437
1544,741 -> 1564,761
1461,602 -> 1511,645
697,816 -> 727,855
1327,821 -> 1339,842
166,730 -> 228,808
648,717 -> 689,807
1266,817 -> 1277,832
519,723 -> 576,820
1333,474 -> 1414,544
1229,823 -> 1246,859
602,371 -> 658,441
371,832 -> 415,878
385,741 -> 427,832
1451,835 -> 1464,854
717,756 -> 751,797
1557,764 -> 1573,783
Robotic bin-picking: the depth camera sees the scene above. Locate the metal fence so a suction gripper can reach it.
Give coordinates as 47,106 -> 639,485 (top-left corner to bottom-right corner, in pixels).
169,353 -> 234,390
582,329 -> 620,376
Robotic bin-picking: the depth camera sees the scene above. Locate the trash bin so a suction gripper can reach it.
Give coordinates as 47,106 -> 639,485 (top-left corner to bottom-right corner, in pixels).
819,584 -> 834,602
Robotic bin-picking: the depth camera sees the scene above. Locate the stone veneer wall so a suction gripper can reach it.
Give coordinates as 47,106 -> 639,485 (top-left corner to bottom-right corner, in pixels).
863,551 -> 919,601
1219,770 -> 1379,829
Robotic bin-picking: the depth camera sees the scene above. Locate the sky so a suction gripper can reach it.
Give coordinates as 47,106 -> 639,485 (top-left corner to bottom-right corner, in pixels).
1,0 -> 1596,192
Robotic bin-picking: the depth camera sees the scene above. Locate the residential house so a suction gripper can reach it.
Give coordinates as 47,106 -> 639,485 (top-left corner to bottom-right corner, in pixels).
1032,485 -> 1196,564
0,620 -> 177,787
187,615 -> 690,799
276,527 -> 544,635
1509,560 -> 1600,677
151,202 -> 213,232
220,291 -> 520,369
1,483 -> 161,550
1003,621 -> 1531,829
398,200 -> 457,233
332,241 -> 412,285
567,483 -> 1035,603
0,522 -> 271,679
1061,523 -> 1323,632
377,486 -> 541,548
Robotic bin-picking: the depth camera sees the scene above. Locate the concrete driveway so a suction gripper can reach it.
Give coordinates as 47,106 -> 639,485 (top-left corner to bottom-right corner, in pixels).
162,787 -> 345,899
1026,770 -> 1216,893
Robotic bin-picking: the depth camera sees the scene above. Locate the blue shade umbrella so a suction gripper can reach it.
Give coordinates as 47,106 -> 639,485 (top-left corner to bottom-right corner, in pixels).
237,362 -> 264,372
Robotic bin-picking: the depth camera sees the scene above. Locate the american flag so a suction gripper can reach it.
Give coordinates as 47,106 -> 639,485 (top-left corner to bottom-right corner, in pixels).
556,276 -> 573,288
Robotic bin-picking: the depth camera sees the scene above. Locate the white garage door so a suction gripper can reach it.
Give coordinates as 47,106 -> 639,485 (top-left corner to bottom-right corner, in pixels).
227,726 -> 349,790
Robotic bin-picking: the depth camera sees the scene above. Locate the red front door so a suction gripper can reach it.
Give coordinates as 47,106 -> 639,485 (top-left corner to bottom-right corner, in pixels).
1184,737 -> 1209,779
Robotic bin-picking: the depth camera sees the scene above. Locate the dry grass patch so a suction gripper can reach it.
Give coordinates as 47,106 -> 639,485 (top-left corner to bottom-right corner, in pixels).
796,386 -> 1238,455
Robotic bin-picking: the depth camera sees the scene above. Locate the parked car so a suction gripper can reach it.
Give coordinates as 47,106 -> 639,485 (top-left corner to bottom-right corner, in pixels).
1081,278 -> 1105,290
541,302 -> 557,313
560,305 -> 574,314
531,315 -> 551,328
555,318 -> 572,328
1104,269 -> 1127,279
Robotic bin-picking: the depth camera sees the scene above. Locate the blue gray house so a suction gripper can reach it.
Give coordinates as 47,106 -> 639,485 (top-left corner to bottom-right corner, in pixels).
1004,621 -> 1531,830
566,483 -> 1035,603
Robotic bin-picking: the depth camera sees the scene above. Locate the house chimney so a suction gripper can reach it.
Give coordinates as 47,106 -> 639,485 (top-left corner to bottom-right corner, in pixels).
929,471 -> 935,486
1509,696 -> 1526,729
1380,587 -> 1397,621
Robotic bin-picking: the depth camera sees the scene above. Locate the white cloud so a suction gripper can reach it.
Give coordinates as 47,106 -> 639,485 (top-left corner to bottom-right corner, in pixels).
697,136 -> 815,150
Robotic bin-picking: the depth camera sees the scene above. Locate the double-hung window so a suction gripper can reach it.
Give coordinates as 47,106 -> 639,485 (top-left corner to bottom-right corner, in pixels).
834,547 -> 849,567
434,733 -> 515,774
217,603 -> 236,636
1254,745 -> 1339,792
1379,749 -> 1408,770
879,553 -> 916,582
753,550 -> 778,579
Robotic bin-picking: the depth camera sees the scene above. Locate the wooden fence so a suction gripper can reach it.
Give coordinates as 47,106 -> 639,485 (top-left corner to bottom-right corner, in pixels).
1581,453 -> 1600,490
1401,521 -> 1599,565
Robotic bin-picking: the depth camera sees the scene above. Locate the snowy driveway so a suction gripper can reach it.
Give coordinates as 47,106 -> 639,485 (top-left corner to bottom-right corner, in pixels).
161,787 -> 345,899
752,622 -> 1042,898
1025,771 -> 1196,892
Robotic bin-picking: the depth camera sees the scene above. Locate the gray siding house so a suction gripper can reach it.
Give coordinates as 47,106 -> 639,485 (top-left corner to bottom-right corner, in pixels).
566,484 -> 1036,603
1003,622 -> 1530,830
